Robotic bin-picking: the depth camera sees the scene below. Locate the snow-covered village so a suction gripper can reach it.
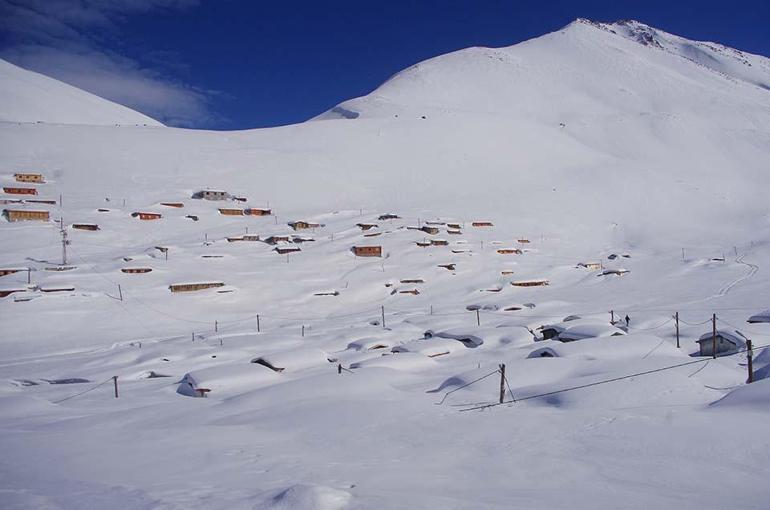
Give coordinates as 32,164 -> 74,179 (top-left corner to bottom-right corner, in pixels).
2,3 -> 770,509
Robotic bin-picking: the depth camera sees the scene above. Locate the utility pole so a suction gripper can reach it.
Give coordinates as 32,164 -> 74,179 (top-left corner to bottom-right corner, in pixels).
113,376 -> 119,398
499,364 -> 506,404
746,339 -> 754,383
476,309 -> 481,326
60,220 -> 69,266
256,315 -> 260,332
712,314 -> 717,359
675,312 -> 680,348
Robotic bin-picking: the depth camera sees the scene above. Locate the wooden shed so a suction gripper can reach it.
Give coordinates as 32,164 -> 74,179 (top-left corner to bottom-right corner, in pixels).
378,213 -> 400,220
420,226 -> 440,235
696,330 -> 745,357
169,282 -> 225,293
121,268 -> 152,274
472,221 -> 494,227
219,208 -> 244,216
263,235 -> 291,245
3,187 -> 37,195
72,223 -> 99,231
245,208 -> 272,216
274,245 -> 301,255
288,220 -> 320,230
132,212 -> 161,220
3,209 -> 49,222
430,239 -> 449,246
578,262 -> 603,270
352,245 -> 382,257
497,248 -> 523,255
356,223 -> 378,231
14,173 -> 45,183
511,279 -> 550,287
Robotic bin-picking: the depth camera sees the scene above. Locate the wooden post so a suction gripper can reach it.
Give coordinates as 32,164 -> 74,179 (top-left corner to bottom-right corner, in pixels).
302,325 -> 305,337
381,306 -> 386,328
476,309 -> 480,326
675,312 -> 680,348
712,313 -> 717,359
338,364 -> 342,375
192,332 -> 195,342
610,310 -> 615,324
59,194 -> 62,207
27,268 -> 31,284
256,314 -> 260,332
118,284 -> 123,301
499,364 -> 506,404
746,339 -> 754,383
220,339 -> 223,346
113,376 -> 119,398
165,250 -> 168,261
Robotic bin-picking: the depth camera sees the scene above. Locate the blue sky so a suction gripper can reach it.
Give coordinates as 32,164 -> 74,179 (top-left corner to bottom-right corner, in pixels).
1,0 -> 768,129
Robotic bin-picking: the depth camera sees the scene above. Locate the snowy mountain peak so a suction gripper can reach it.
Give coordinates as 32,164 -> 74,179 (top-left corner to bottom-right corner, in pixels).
0,58 -> 164,127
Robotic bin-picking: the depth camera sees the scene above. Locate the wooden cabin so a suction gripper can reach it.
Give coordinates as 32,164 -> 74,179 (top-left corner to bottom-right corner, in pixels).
263,235 -> 291,245
160,202 -> 184,208
696,330 -> 745,357
72,223 -> 99,231
430,239 -> 449,246
511,279 -> 550,287
169,282 -> 225,293
3,187 -> 37,195
219,208 -> 244,216
415,241 -> 431,247
447,229 -> 462,235
447,223 -> 461,229
497,248 -> 523,255
243,234 -> 260,241
420,226 -> 440,235
14,173 -> 45,183
578,262 -> 603,270
291,236 -> 315,244
132,212 -> 161,220
518,239 -> 531,244
121,268 -> 152,274
226,236 -> 245,242
352,245 -> 382,257
378,213 -> 400,220
245,208 -> 272,216
399,289 -> 420,295
288,221 -> 320,230
3,209 -> 49,222
192,190 -> 228,201
0,268 -> 23,277
274,245 -> 301,255
356,223 -> 378,231
472,221 -> 494,227
400,278 -> 425,284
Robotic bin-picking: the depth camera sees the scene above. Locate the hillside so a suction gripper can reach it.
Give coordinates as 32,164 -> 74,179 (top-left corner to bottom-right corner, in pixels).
0,58 -> 163,127
1,19 -> 770,510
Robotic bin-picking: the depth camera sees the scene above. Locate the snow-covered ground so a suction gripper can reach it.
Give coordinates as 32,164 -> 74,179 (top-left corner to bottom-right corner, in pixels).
2,18 -> 770,509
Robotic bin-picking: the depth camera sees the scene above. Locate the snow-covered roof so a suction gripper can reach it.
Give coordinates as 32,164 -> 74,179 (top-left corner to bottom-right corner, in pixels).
748,309 -> 770,323
558,322 -> 627,341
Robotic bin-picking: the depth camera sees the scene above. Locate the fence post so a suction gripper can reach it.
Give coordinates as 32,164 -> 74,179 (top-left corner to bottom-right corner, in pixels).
113,376 -> 119,398
747,339 -> 754,384
499,364 -> 506,404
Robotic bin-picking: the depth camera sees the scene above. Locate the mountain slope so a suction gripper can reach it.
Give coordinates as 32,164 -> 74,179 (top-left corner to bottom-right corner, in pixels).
0,58 -> 163,127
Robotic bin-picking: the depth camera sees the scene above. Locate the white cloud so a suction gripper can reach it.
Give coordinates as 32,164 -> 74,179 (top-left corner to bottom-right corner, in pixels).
0,0 -> 216,127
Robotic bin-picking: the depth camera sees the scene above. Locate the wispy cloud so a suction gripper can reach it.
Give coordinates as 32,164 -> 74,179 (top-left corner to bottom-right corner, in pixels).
0,0 -> 217,127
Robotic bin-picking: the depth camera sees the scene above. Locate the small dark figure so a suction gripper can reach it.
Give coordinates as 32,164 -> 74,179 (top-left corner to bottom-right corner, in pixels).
625,315 -> 630,327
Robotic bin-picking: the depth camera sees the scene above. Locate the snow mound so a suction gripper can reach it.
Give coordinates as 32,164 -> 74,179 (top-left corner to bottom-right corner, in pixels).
711,379 -> 770,411
0,58 -> 163,126
259,483 -> 352,510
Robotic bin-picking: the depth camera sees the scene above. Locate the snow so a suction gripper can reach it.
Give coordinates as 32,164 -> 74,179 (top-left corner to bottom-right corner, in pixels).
0,59 -> 162,127
1,17 -> 770,509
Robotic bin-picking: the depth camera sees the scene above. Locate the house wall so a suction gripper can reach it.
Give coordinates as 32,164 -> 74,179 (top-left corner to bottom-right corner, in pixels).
699,337 -> 736,356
